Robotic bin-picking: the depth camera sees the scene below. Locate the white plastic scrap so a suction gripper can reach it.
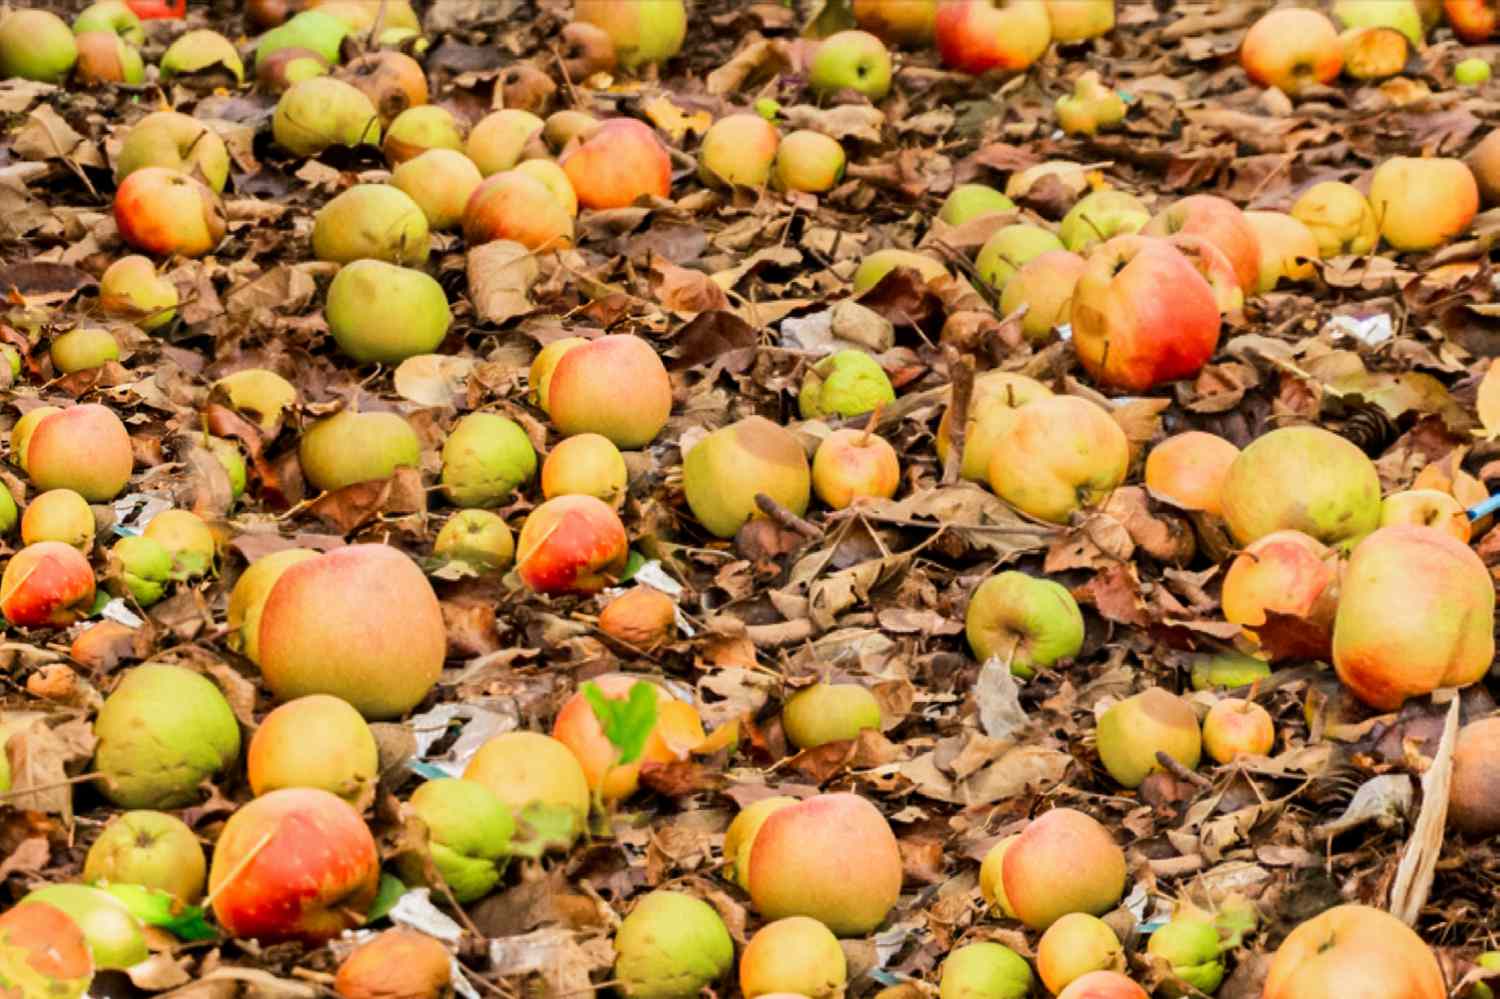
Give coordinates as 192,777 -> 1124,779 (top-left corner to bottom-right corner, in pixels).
100,598 -> 144,628
408,702 -> 518,776
1325,313 -> 1394,347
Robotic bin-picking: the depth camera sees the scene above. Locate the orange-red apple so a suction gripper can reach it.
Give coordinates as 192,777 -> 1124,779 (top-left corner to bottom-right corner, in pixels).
1447,0 -> 1498,40
1221,529 -> 1337,660
1369,157 -> 1479,251
551,674 -> 703,799
1001,808 -> 1125,930
1143,431 -> 1239,517
1241,8 -> 1342,95
562,118 -> 672,210
598,585 -> 677,648
935,0 -> 1051,75
1263,905 -> 1444,999
1142,194 -> 1260,294
1057,972 -> 1149,999
113,167 -> 225,258
516,494 -> 629,594
811,428 -> 900,509
24,404 -> 133,501
463,170 -> 574,251
0,541 -> 95,628
1202,697 -> 1275,763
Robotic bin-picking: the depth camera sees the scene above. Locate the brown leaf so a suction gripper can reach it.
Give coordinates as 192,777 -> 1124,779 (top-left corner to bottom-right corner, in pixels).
468,240 -> 538,326
651,254 -> 730,316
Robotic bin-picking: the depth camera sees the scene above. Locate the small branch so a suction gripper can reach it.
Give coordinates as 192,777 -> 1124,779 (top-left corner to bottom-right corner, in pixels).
941,348 -> 974,486
755,493 -> 821,539
1155,750 -> 1213,789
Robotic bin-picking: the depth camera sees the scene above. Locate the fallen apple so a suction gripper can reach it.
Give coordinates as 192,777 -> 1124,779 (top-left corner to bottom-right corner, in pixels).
573,0 -> 686,70
808,30 -> 893,100
935,370 -> 1052,482
551,674 -> 704,799
683,416 -> 811,538
598,585 -> 677,648
392,148 -> 484,230
935,0 -> 1052,75
940,941 -> 1033,999
1001,808 -> 1125,930
561,118 -> 672,210
463,170 -> 575,251
463,730 -> 592,842
83,809 -> 206,903
160,29 -> 244,85
614,891 -> 734,999
516,494 -> 629,595
1380,487 -> 1470,541
799,349 -> 894,419
20,488 -> 94,551
0,901 -> 93,999
1221,529 -> 1338,660
400,777 -> 514,903
1096,687 -> 1202,788
114,166 -> 226,259
1038,913 -> 1124,995
434,509 -> 515,569
974,223 -> 1065,295
852,0 -> 938,45
381,105 -> 463,164
1201,697 -> 1275,763
1243,210 -> 1319,293
335,929 -> 452,999
544,334 -> 672,448
248,694 -> 379,806
1000,248 -> 1086,341
1055,71 -> 1126,135
699,113 -> 781,188
1368,156 -> 1479,251
1449,717 -> 1500,837
774,130 -> 847,193
965,570 -> 1085,678
1240,7 -> 1343,95
299,409 -> 420,492
311,183 -> 429,265
937,183 -> 1015,225
1060,189 -> 1150,252
142,508 -> 215,578
1218,424 -> 1381,548
466,108 -> 544,176
0,9 -> 77,83
1143,431 -> 1240,517
782,682 -> 882,749
987,395 -> 1129,524
740,916 -> 846,999
272,76 -> 381,157
99,254 -> 178,331
0,541 -> 97,628
326,259 -> 451,362
1290,180 -> 1379,257
1263,904 -> 1443,999
541,432 -> 629,506
23,884 -> 145,971
811,427 -> 900,509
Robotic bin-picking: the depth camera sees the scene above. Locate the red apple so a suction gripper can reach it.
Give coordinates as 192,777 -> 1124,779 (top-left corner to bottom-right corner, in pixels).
1002,808 -> 1125,930
1221,530 -> 1337,661
516,494 -> 629,595
1142,195 -> 1260,294
935,0 -> 1052,75
561,118 -> 671,210
113,166 -> 226,259
1447,0 -> 1497,41
544,334 -> 673,448
463,170 -> 574,252
1057,971 -> 1149,999
0,541 -> 96,628
23,404 -> 134,501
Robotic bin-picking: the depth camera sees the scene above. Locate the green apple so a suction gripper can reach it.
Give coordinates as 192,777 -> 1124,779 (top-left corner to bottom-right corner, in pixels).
255,9 -> 348,67
975,224 -> 1065,294
938,184 -> 1016,225
0,481 -> 16,536
1457,57 -> 1491,85
435,509 -> 515,569
1055,71 -> 1126,136
1471,951 -> 1500,999
808,29 -> 893,100
325,259 -> 450,363
401,778 -> 514,903
116,111 -> 232,193
782,683 -> 882,749
965,571 -> 1085,678
440,412 -> 537,507
273,76 -> 381,157
74,0 -> 144,44
83,810 -> 206,904
798,349 -> 895,419
1333,0 -> 1423,45
160,29 -> 244,85
110,535 -> 173,606
1147,918 -> 1225,997
0,9 -> 78,83
24,884 -> 147,970
206,436 -> 247,500
852,248 -> 947,292
1060,189 -> 1150,251
1189,650 -> 1272,691
614,891 -> 733,999
299,410 -> 421,492
939,942 -> 1033,999
49,328 -> 118,374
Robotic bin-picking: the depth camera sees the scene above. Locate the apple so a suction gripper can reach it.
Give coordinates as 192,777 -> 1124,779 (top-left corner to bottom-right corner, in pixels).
12,407 -> 62,474
999,249 -> 1086,341
598,585 -> 677,648
1038,913 -> 1124,995
434,509 -> 514,569
811,427 -> 900,509
1044,0 -> 1114,41
256,9 -> 348,67
1449,0 -> 1498,40
1096,687 -> 1202,788
214,368 -> 298,430
940,942 -> 1033,999
93,662 -> 240,808
141,508 -> 214,578
466,109 -> 544,176
209,787 -> 380,944
974,223 -> 1065,295
782,682 -> 882,749
463,170 -> 574,251
988,395 -> 1128,524
965,570 -> 1084,678
747,792 -> 902,935
1290,181 -> 1379,256
0,482 -> 15,536
256,46 -> 330,92
1449,717 -> 1500,836
1219,425 -> 1382,548
0,541 -> 95,628
209,436 -> 247,501
513,158 -> 579,216
339,49 -> 426,125
935,370 -> 1052,482
1241,8 -> 1342,95
463,730 -> 592,841
683,416 -> 811,538
1380,487 -> 1470,541
1143,432 -> 1239,516
114,167 -> 226,259
399,778 -> 514,902
809,30 -> 893,100
299,409 -> 420,492
160,29 -> 244,85
1369,156 -> 1479,251
851,248 -> 947,292
21,489 -> 95,550
1221,530 -> 1337,660
1192,652 -> 1272,692
723,797 -> 796,890
699,113 -> 780,188
1142,194 -> 1260,293
24,404 -> 133,501
561,118 -> 672,210
99,254 -> 178,331
256,544 -> 447,719
799,350 -> 894,419
1163,232 -> 1244,314
392,148 -> 483,229
773,130 -> 846,193
1333,525 -> 1494,710
1333,0 -> 1425,45
543,108 -> 600,151
272,77 -> 381,157
573,0 -> 686,70
22,885 -> 145,970
311,183 -> 429,265
545,334 -> 672,448
75,1 -> 145,43
559,20 -> 616,78
83,810 -> 205,903
977,834 -> 1019,917
1474,952 -> 1500,999
1341,26 -> 1409,80
108,535 -> 172,606
516,494 -> 629,594
0,10 -> 77,83
74,32 -> 144,85
935,0 -> 1052,75
247,694 -> 378,806
336,929 -> 452,999
740,916 -> 846,999
382,105 -> 463,164
1469,129 -> 1500,207
440,411 -> 537,507
309,0 -> 421,32
1056,972 -> 1149,999
1056,71 -> 1126,135
615,891 -> 733,999
0,901 -> 93,998
1146,919 -> 1225,996
551,674 -> 704,799
116,111 -> 230,193
326,259 -> 450,363
853,0 -> 937,45
1456,55 -> 1492,83
1263,905 -> 1444,999
1244,210 -> 1319,292
541,432 -> 628,505
1001,807 -> 1125,930
1202,697 -> 1275,763
1060,189 -> 1150,252
938,183 -> 1015,225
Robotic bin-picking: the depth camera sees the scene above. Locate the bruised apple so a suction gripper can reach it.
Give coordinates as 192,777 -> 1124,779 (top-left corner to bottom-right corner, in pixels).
598,586 -> 676,648
811,428 -> 900,509
1291,181 -> 1379,257
1263,905 -> 1443,999
987,395 -> 1128,524
561,118 -> 671,210
1240,8 -> 1342,95
552,674 -> 704,799
335,929 -> 451,999
1342,25 -> 1409,80
1243,210 -> 1319,293
1055,72 -> 1125,136
1096,687 -> 1202,789
1143,432 -> 1240,517
272,76 -> 381,157
463,170 -> 574,251
114,167 -> 226,258
935,370 -> 1052,482
1369,157 -> 1479,251
965,571 -> 1084,678
683,416 -> 811,538
1002,808 -> 1125,930
1219,425 -> 1381,548
0,541 -> 95,628
338,49 -> 426,126
1142,194 -> 1260,294
1221,530 -> 1338,660
935,0 -> 1051,75
515,494 -> 629,595
545,334 -> 672,448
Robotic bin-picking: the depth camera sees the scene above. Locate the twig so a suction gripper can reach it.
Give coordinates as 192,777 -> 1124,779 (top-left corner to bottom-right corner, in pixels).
941,348 -> 974,486
201,830 -> 275,910
755,493 -> 821,539
0,770 -> 102,801
1155,750 -> 1212,789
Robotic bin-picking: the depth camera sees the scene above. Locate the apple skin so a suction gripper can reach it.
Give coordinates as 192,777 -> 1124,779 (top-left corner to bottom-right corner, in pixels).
514,159 -> 579,216
1449,717 -> 1500,836
338,49 -> 426,126
1142,195 -> 1260,295
935,0 -> 1052,75
434,509 -> 515,569
255,9 -> 347,67
974,223 -> 1065,295
160,29 -> 244,85
1448,0 -> 1499,40
298,409 -> 420,493
1469,130 -> 1500,207
1037,913 -> 1124,995
311,183 -> 430,265
440,412 -> 537,507
463,731 -> 591,840
516,494 -> 630,595
853,0 -> 937,44
22,884 -> 146,971
561,118 -> 672,210
940,942 -> 1033,999
393,148 -> 483,230
700,113 -> 780,188
935,370 -> 1052,482
326,259 -> 450,363
226,548 -> 318,662
208,787 -> 380,945
1341,25 -> 1409,80
551,674 -> 704,800
724,798 -> 796,890
1000,249 -> 1086,341
1202,697 -> 1275,763
1332,525 -> 1495,711
773,130 -> 846,193
0,542 -> 96,628
527,337 -> 583,406
799,350 -> 894,420
747,792 -> 902,936
614,892 -> 733,999
811,428 -> 900,509
21,489 -> 95,551
808,30 -> 893,100
1221,530 -> 1337,660
740,916 -> 847,999
598,586 -> 676,650
257,544 -> 447,719
965,571 -> 1085,678
782,682 -> 882,749
466,109 -> 544,176
75,0 -> 145,43
1143,432 -> 1239,516
1380,487 -> 1470,541
25,404 -> 134,501
1290,181 -> 1379,256
1241,8 -> 1342,95
1056,972 -> 1149,999
1263,905 -> 1444,999
1044,0 -> 1114,41
336,929 -> 452,999
977,834 -> 1019,917
541,432 -> 628,506
272,76 -> 381,157
1244,210 -> 1319,293
0,902 -> 95,998
573,0 -> 686,70
546,334 -> 672,448
852,249 -> 947,292
1369,156 -> 1479,251
463,171 -> 575,251
938,183 -> 1015,225
0,10 -> 77,83
247,694 -> 379,806
116,112 -> 230,193
988,395 -> 1127,525
74,31 -> 145,85
1219,425 -> 1382,549
100,254 -> 178,331
1060,190 -> 1150,252
683,416 -> 811,539
49,324 -> 122,375
1001,808 -> 1125,930
382,105 -> 463,164
83,810 -> 205,903
1096,687 -> 1202,789
114,166 -> 226,259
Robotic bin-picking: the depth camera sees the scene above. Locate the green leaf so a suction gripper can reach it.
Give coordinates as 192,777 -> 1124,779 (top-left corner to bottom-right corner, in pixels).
508,802 -> 583,859
98,883 -> 216,941
618,548 -> 647,583
366,872 -> 407,923
582,680 -> 658,766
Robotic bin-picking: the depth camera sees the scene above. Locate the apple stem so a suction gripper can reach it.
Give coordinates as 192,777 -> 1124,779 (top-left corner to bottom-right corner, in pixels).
200,829 -> 275,910
861,406 -> 880,447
